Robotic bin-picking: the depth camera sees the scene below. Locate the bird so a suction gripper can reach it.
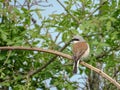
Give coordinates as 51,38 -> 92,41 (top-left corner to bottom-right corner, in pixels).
71,35 -> 90,74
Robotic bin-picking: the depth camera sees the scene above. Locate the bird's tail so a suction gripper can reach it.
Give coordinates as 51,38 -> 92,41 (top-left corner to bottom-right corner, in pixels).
73,60 -> 78,74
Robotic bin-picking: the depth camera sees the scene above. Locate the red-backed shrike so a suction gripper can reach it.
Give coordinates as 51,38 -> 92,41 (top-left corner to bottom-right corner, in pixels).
71,35 -> 90,74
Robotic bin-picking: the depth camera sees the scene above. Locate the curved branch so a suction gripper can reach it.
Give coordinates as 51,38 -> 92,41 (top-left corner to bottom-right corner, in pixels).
0,46 -> 120,89
0,46 -> 71,59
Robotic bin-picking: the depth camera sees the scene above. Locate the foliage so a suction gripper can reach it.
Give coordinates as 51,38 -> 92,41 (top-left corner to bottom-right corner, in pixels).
0,0 -> 120,90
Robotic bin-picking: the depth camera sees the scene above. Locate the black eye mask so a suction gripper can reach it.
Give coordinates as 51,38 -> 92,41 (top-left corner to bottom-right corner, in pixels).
71,38 -> 79,42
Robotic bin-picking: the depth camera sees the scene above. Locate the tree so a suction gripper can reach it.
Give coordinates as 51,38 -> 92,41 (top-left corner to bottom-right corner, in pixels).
0,0 -> 120,90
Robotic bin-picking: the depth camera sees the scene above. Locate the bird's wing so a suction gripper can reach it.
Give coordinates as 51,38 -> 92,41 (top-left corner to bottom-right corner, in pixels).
73,42 -> 88,61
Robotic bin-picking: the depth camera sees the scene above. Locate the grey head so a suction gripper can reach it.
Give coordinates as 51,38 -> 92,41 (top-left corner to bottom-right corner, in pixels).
71,35 -> 85,42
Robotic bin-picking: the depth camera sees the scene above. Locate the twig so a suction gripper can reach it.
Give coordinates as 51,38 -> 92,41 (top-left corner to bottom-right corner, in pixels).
84,1 -> 107,19
3,50 -> 11,65
0,46 -> 120,89
57,0 -> 107,25
56,0 -> 80,24
96,46 -> 120,59
54,32 -> 61,43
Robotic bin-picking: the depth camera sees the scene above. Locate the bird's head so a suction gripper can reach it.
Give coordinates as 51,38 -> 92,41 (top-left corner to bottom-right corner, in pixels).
71,35 -> 85,43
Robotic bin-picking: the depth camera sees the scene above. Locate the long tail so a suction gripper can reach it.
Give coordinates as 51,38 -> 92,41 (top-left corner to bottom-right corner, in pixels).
73,60 -> 78,74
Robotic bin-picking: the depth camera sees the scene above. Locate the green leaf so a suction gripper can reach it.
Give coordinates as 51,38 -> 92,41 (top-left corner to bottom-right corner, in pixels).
106,21 -> 111,30
13,8 -> 20,14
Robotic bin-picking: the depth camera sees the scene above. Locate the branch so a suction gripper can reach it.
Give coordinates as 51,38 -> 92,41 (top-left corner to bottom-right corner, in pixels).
96,46 -> 120,59
57,0 -> 107,25
54,32 -> 61,43
84,1 -> 107,19
2,40 -> 71,78
0,46 -> 120,89
56,0 -> 80,24
27,40 -> 71,77
0,46 -> 71,59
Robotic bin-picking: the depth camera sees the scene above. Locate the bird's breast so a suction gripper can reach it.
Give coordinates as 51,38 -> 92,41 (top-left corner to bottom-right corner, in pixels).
81,43 -> 90,58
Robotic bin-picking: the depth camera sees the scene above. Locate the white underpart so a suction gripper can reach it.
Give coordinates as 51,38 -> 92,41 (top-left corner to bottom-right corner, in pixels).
82,43 -> 90,58
73,41 -> 80,43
